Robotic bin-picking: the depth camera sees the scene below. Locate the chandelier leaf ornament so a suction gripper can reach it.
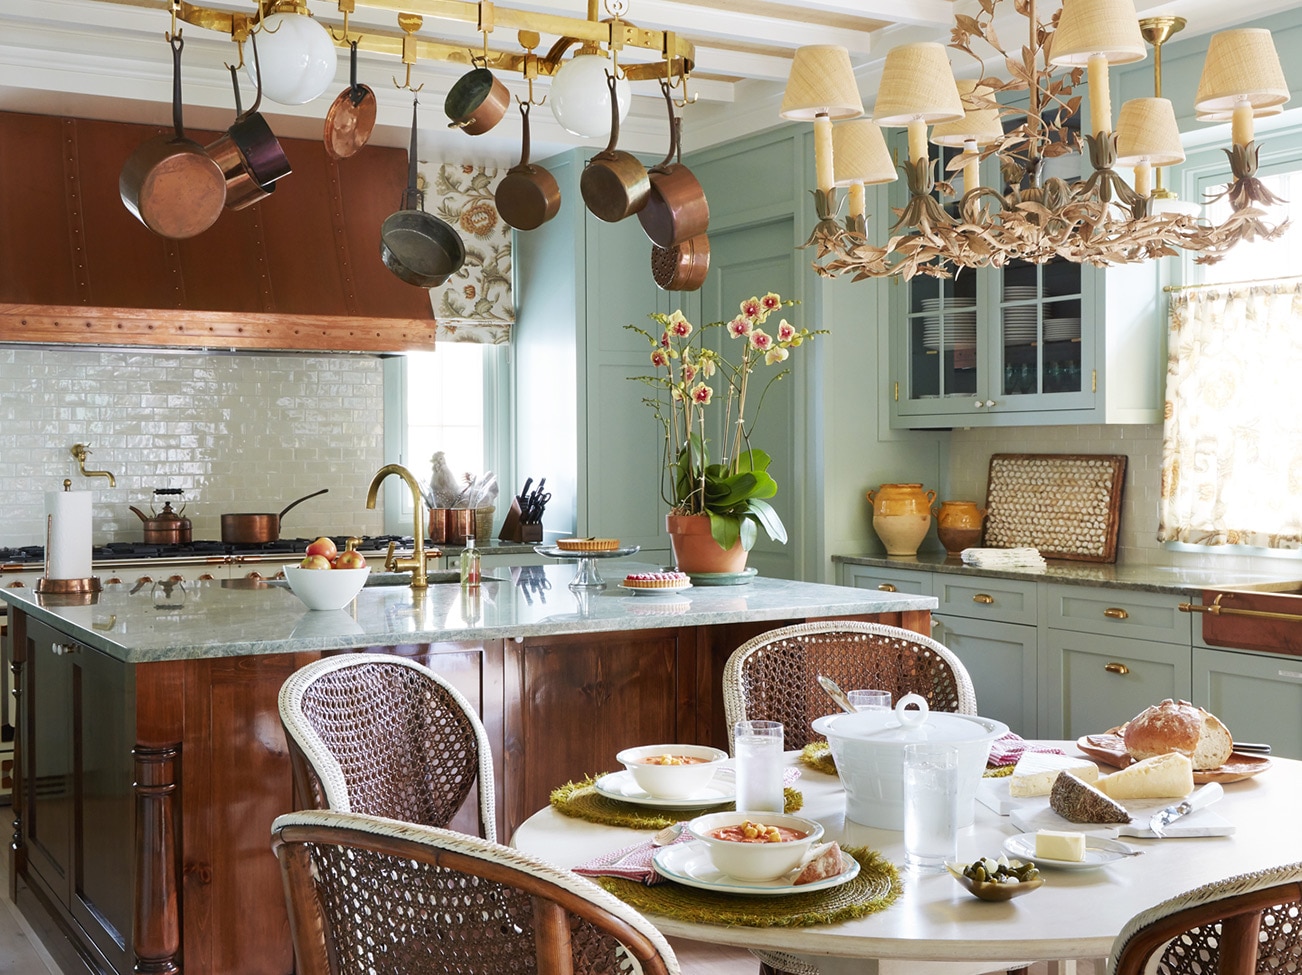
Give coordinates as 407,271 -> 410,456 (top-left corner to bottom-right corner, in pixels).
782,0 -> 1292,281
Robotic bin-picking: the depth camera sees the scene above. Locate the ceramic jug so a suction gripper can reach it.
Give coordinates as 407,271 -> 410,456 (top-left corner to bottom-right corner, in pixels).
933,500 -> 988,556
865,483 -> 936,557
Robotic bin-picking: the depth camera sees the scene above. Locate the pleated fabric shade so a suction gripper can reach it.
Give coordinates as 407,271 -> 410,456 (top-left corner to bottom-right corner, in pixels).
780,45 -> 864,121
871,43 -> 964,125
832,120 -> 898,186
1050,0 -> 1146,65
1116,98 -> 1185,166
1194,29 -> 1290,113
930,80 -> 1006,147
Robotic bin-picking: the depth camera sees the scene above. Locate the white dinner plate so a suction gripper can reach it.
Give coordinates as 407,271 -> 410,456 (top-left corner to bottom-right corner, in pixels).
593,769 -> 735,808
652,840 -> 861,896
618,582 -> 693,596
1002,832 -> 1137,870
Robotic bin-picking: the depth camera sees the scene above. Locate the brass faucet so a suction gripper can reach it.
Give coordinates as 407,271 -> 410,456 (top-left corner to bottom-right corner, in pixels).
70,443 -> 116,487
366,464 -> 437,588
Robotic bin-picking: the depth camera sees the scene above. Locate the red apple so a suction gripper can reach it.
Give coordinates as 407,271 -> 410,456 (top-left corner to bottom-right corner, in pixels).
305,536 -> 338,561
299,554 -> 332,570
334,550 -> 367,570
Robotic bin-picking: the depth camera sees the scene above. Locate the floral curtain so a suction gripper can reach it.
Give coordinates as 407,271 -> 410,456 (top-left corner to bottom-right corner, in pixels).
1158,280 -> 1302,548
420,163 -> 514,343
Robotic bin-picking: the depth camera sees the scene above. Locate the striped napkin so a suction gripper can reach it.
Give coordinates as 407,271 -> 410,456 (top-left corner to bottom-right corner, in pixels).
987,732 -> 1065,767
960,547 -> 1047,569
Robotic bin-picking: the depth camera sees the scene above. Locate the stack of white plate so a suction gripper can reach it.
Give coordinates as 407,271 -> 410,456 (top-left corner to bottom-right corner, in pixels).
1001,286 -> 1039,343
920,298 -> 977,351
1044,317 -> 1081,341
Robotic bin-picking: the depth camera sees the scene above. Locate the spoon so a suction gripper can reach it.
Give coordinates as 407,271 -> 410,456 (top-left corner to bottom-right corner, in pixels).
652,821 -> 686,846
817,674 -> 858,715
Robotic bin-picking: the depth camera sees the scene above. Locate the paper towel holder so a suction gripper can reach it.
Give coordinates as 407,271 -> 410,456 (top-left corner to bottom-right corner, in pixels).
37,479 -> 102,597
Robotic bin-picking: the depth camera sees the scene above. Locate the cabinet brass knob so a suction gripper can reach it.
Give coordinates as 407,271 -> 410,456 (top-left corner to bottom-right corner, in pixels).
1103,607 -> 1130,619
1104,662 -> 1130,675
51,643 -> 79,656
973,593 -> 995,604
877,583 -> 898,593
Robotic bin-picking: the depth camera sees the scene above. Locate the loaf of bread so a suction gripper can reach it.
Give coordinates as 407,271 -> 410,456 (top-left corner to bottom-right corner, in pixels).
1124,699 -> 1233,770
1098,753 -> 1194,800
1049,771 -> 1131,824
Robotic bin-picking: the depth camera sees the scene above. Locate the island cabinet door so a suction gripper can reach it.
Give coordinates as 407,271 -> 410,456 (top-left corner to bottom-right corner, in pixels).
505,629 -> 690,834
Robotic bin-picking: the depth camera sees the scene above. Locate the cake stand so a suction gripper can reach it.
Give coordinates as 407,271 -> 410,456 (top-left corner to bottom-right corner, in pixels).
533,545 -> 641,590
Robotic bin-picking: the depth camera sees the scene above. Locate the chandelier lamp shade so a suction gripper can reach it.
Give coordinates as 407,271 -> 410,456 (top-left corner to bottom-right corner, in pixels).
549,51 -> 632,139
832,119 -> 896,233
247,3 -> 339,105
783,0 -> 1292,280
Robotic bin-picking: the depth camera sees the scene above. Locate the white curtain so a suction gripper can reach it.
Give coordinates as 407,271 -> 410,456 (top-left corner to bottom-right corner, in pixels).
1158,280 -> 1302,549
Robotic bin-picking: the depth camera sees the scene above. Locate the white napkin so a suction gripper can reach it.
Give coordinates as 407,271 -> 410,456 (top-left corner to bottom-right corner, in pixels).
961,547 -> 1047,569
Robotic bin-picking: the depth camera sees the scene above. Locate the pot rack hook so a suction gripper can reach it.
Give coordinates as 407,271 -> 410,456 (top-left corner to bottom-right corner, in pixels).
392,11 -> 425,92
669,58 -> 697,108
328,0 -> 356,43
165,0 -> 180,42
518,31 -> 547,106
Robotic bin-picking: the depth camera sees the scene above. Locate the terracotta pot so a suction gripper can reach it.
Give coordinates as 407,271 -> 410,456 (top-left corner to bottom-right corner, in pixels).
865,483 -> 935,557
933,500 -> 987,556
666,513 -> 748,574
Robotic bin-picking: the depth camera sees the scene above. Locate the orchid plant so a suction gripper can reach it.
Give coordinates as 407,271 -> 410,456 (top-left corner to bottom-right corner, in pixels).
627,292 -> 825,552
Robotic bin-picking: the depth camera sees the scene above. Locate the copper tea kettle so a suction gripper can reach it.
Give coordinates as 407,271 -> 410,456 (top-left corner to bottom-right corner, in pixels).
130,488 -> 192,545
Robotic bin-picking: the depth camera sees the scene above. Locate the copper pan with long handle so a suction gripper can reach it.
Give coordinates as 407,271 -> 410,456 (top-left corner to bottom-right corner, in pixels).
324,39 -> 377,160
495,101 -> 561,231
580,71 -> 649,223
638,81 -> 709,247
220,488 -> 329,545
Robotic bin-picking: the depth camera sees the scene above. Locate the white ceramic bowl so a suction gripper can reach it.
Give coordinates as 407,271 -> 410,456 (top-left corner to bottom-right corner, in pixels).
284,565 -> 370,611
686,811 -> 823,882
810,693 -> 1007,830
616,743 -> 728,799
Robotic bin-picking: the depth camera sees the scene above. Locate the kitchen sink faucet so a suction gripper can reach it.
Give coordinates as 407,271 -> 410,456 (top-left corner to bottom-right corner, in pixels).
365,464 -> 437,588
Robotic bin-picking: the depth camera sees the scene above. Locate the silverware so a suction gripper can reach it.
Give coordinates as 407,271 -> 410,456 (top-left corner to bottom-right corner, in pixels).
817,674 -> 858,715
652,822 -> 685,846
1231,741 -> 1271,754
1148,782 -> 1224,837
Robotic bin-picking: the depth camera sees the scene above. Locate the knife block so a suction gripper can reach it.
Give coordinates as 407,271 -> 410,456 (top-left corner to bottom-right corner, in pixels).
498,498 -> 543,543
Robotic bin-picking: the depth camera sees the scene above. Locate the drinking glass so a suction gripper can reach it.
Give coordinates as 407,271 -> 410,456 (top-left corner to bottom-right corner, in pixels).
848,689 -> 892,712
733,720 -> 784,813
902,741 -> 960,871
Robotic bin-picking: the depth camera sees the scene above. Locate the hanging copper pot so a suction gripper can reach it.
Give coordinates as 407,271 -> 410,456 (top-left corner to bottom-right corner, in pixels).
495,101 -> 561,231
324,39 -> 377,160
651,234 -> 710,292
638,81 -> 709,248
580,72 -> 649,223
444,64 -> 510,135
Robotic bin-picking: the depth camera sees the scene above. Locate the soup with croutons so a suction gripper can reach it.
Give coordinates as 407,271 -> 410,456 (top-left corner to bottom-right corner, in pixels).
639,754 -> 711,766
709,820 -> 807,844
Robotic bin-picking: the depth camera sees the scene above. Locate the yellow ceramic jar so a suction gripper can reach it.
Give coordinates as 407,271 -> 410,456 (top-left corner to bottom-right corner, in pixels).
933,500 -> 988,556
865,483 -> 936,556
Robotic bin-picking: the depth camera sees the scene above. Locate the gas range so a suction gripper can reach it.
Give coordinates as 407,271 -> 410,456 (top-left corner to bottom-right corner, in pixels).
0,535 -> 423,571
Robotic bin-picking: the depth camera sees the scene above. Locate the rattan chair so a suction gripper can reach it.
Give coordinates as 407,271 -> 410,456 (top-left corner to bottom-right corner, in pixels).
1109,862 -> 1302,975
272,809 -> 680,975
722,620 -> 978,750
279,653 -> 497,842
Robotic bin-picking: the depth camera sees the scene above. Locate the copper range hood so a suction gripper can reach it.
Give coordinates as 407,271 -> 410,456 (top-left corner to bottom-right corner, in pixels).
1180,582 -> 1302,655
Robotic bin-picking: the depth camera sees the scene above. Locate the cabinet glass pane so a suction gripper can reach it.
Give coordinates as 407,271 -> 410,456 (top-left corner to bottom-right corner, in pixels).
1000,258 -> 1082,397
907,272 -> 978,401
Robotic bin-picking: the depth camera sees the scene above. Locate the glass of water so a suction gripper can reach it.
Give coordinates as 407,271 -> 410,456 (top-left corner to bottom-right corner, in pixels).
902,741 -> 960,871
848,689 -> 892,712
733,720 -> 784,813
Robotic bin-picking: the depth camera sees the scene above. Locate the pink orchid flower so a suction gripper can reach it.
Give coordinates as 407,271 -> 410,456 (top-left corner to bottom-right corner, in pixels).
740,297 -> 762,320
690,382 -> 714,405
761,292 -> 782,312
728,316 -> 752,338
682,363 -> 697,383
749,329 -> 772,351
777,319 -> 796,342
765,346 -> 790,366
668,312 -> 693,337
650,348 -> 669,368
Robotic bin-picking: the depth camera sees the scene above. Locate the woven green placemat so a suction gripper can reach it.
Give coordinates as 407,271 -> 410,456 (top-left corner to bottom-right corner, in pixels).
550,776 -> 802,830
597,846 -> 901,927
799,743 -> 1015,778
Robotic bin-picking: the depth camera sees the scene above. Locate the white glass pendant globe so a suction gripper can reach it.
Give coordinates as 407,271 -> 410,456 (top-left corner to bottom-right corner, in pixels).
549,54 -> 631,139
247,12 -> 339,105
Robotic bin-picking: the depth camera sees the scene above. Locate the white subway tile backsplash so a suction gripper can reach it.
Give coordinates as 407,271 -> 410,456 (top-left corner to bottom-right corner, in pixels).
0,349 -> 388,546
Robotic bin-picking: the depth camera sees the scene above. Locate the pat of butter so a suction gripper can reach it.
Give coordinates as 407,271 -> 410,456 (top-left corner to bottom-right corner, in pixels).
1035,829 -> 1086,862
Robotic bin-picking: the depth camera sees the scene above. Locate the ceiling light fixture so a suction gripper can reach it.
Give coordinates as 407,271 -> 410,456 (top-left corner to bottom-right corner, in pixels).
550,48 -> 631,139
248,1 -> 339,105
785,0 -> 1291,280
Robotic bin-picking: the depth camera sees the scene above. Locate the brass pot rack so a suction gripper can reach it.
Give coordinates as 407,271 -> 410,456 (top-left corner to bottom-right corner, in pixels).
106,0 -> 695,86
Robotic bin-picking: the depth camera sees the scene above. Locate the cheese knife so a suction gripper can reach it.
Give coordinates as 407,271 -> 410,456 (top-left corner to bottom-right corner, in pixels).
1148,782 -> 1224,837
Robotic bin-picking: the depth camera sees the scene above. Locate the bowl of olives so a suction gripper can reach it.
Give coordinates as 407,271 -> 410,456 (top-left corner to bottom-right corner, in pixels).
946,856 -> 1043,902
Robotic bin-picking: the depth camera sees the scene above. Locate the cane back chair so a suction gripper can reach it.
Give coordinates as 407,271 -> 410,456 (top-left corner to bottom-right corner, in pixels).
722,621 -> 978,750
272,809 -> 679,975
279,653 -> 497,842
1109,862 -> 1302,975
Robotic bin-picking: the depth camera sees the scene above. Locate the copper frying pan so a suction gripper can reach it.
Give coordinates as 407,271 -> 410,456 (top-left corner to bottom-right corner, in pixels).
220,489 -> 329,545
324,40 -> 377,160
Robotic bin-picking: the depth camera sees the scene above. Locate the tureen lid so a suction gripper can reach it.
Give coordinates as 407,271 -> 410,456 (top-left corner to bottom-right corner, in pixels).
813,693 -> 1000,743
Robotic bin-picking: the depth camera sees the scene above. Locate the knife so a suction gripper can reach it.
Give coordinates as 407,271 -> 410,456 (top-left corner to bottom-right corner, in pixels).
1148,782 -> 1224,837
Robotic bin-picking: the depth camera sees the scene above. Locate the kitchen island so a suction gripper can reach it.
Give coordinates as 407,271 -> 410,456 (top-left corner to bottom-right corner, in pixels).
1,563 -> 933,975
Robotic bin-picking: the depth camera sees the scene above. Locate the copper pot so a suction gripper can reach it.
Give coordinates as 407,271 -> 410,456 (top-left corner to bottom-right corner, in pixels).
652,234 -> 710,292
220,488 -> 328,545
323,40 -> 377,160
580,72 -> 649,223
444,66 -> 510,136
638,83 -> 709,248
495,101 -> 561,231
119,34 -> 226,239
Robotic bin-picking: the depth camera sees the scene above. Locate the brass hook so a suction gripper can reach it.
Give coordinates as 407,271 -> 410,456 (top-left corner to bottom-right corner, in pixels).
165,0 -> 180,42
328,0 -> 356,42
518,30 -> 546,105
392,11 -> 425,92
223,36 -> 246,72
671,59 -> 697,108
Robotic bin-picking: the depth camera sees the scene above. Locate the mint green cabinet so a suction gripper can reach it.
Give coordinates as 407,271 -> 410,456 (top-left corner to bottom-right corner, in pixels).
1193,648 -> 1302,761
932,614 -> 1038,736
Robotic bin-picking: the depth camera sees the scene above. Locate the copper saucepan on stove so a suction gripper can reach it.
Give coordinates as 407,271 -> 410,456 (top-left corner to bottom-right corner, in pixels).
220,488 -> 328,545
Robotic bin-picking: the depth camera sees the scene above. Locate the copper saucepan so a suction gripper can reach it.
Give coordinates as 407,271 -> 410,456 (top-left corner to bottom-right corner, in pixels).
220,488 -> 329,545
495,101 -> 561,231
651,233 -> 710,292
444,65 -> 510,135
119,33 -> 226,239
638,81 -> 709,248
580,72 -> 649,223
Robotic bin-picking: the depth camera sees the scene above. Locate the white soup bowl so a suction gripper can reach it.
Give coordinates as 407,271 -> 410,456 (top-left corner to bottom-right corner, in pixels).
284,565 -> 370,611
686,811 -> 823,881
616,743 -> 728,799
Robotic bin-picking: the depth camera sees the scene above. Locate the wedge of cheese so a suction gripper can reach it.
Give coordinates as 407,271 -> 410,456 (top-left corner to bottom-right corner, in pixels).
1009,752 -> 1101,797
1097,752 -> 1194,800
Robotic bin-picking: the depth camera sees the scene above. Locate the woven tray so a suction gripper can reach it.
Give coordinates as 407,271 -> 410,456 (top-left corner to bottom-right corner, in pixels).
983,453 -> 1127,562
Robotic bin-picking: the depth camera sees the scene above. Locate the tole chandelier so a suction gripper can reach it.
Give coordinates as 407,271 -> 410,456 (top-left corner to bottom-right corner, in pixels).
781,0 -> 1291,280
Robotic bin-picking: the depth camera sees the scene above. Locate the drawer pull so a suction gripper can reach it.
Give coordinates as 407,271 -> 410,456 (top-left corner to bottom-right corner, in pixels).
877,583 -> 898,593
973,593 -> 995,605
1103,607 -> 1130,619
1104,662 -> 1130,675
1279,670 -> 1302,681
51,643 -> 79,656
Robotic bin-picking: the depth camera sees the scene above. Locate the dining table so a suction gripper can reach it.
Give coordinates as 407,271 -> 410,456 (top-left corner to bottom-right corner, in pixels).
511,743 -> 1302,975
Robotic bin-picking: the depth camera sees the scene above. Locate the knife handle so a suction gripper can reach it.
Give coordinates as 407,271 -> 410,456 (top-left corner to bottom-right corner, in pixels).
1186,782 -> 1224,812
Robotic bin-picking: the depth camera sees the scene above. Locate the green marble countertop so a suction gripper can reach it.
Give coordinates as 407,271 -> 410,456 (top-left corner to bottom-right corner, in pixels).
1,560 -> 936,664
832,551 -> 1302,594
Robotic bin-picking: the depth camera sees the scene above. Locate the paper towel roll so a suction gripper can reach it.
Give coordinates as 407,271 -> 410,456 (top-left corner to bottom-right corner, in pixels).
45,490 -> 93,580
